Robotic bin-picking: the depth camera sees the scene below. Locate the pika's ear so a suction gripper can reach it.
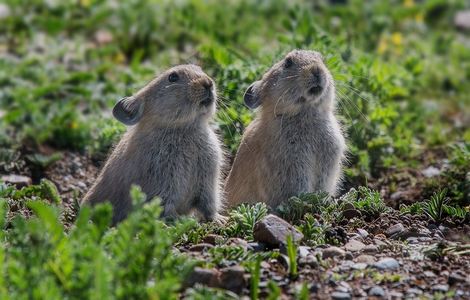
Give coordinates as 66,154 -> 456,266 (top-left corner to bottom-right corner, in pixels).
112,96 -> 144,126
244,81 -> 261,109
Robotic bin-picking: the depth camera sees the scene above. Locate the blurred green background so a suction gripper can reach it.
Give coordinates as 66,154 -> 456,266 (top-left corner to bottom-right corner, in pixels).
0,0 -> 469,205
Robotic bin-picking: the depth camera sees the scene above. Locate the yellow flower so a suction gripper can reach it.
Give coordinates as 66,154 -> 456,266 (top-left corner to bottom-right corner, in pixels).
404,0 -> 414,8
391,32 -> 403,46
378,38 -> 387,55
114,52 -> 126,64
70,121 -> 78,129
80,0 -> 91,7
415,13 -> 424,23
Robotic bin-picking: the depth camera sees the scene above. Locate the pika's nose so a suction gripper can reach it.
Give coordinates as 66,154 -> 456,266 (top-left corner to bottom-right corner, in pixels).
308,67 -> 324,95
311,68 -> 323,87
202,80 -> 213,91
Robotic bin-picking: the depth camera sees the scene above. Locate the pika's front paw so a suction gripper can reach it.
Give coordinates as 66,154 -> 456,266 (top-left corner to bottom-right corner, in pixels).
210,213 -> 228,225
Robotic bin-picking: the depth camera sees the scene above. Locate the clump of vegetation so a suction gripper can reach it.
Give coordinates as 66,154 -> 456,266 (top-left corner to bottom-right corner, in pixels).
427,143 -> 470,206
0,185 -> 194,299
248,257 -> 262,300
276,192 -> 331,222
401,189 -> 469,224
225,203 -> 268,240
286,235 -> 298,279
340,187 -> 390,218
207,245 -> 276,268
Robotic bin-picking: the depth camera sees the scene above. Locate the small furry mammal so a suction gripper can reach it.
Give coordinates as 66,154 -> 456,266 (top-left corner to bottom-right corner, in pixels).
225,50 -> 346,208
82,64 -> 224,224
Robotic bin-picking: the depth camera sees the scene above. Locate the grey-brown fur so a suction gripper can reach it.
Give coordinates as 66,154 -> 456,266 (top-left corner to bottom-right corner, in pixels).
225,50 -> 346,208
82,64 -> 224,224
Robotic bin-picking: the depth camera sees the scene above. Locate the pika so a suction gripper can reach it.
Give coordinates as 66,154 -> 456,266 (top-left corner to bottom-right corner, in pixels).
225,50 -> 346,208
82,64 -> 225,224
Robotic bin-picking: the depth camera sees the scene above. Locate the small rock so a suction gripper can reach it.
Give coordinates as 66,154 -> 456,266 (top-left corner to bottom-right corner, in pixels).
227,237 -> 250,249
455,10 -> 470,31
299,255 -> 318,268
399,230 -> 429,240
253,214 -> 303,247
309,283 -> 320,293
355,254 -> 376,264
277,254 -> 290,270
390,191 -> 405,201
352,262 -> 368,270
76,181 -> 87,189
432,284 -> 449,293
357,228 -> 369,238
247,242 -> 266,252
389,291 -> 404,298
219,265 -> 246,293
385,223 -> 405,238
374,234 -> 386,239
422,166 -> 441,178
423,271 -> 436,278
369,286 -> 385,297
339,261 -> 354,272
203,234 -> 223,245
185,266 -> 246,293
331,291 -> 351,300
448,272 -> 466,285
373,239 -> 388,250
344,239 -> 366,252
337,281 -> 351,292
298,246 -> 311,258
189,243 -> 214,252
260,261 -> 270,269
344,252 -> 354,260
184,267 -> 219,288
362,244 -> 379,254
407,288 -> 422,295
325,227 -> 348,244
342,209 -> 362,219
374,257 -> 399,270
1,174 -> 32,188
322,246 -> 346,259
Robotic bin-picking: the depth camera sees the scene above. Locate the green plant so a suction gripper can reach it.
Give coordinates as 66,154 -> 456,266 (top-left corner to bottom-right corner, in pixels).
286,234 -> 298,279
208,245 -> 275,268
423,189 -> 469,223
400,201 -> 425,215
225,203 -> 268,240
0,183 -> 194,299
248,257 -> 262,300
266,281 -> 282,300
184,286 -> 238,300
298,214 -> 327,247
424,189 -> 447,223
341,187 -> 390,218
295,283 -> 309,300
276,192 -> 331,223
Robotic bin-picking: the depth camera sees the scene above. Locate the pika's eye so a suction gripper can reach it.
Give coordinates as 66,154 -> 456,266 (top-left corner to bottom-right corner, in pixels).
168,72 -> 179,82
284,57 -> 293,69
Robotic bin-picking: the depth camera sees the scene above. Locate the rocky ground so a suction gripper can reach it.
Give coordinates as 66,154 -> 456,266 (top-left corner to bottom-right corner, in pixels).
1,150 -> 469,299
